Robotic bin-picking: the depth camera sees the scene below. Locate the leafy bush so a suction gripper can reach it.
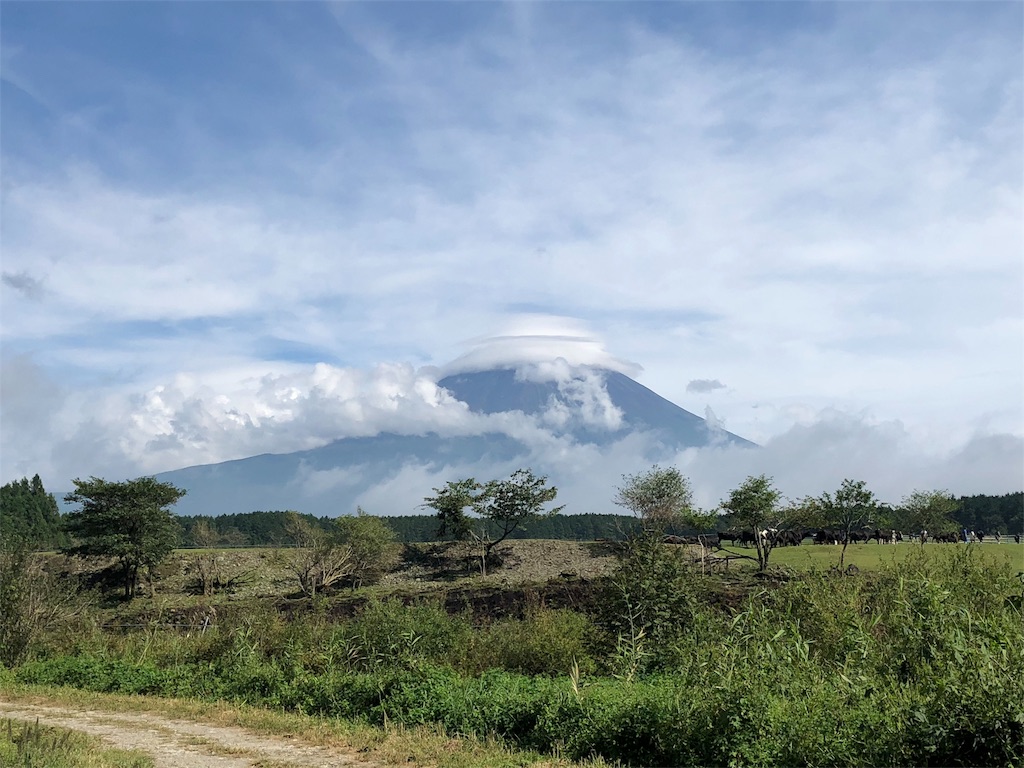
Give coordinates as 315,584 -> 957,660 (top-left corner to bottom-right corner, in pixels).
472,608 -> 599,676
335,508 -> 398,587
598,533 -> 709,673
341,598 -> 474,671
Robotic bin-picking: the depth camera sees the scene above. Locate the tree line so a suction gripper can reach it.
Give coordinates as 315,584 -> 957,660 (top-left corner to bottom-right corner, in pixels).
170,491 -> 1024,547
175,510 -> 641,546
2,476 -> 1021,552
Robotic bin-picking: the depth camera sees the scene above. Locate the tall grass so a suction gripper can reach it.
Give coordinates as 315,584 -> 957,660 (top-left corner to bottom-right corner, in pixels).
0,718 -> 152,768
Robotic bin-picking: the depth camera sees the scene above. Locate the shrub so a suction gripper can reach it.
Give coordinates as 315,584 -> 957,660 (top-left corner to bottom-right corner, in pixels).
335,508 -> 398,588
599,533 -> 709,673
0,543 -> 90,667
342,598 -> 473,672
473,608 -> 599,676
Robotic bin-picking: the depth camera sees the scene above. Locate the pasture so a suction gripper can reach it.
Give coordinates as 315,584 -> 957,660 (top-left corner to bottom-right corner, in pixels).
716,539 -> 1024,573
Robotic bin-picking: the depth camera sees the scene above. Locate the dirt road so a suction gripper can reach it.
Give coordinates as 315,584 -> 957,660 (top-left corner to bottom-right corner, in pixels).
0,700 -> 384,768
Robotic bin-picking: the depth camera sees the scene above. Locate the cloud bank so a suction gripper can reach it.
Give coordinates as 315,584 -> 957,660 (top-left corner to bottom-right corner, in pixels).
5,340 -> 1020,515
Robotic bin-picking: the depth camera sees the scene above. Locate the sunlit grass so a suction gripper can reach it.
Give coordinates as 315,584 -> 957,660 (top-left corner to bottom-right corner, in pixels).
0,716 -> 153,768
715,540 -> 1024,573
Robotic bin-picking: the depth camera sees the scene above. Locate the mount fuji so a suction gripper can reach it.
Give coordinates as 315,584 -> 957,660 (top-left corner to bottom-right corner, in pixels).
154,365 -> 754,517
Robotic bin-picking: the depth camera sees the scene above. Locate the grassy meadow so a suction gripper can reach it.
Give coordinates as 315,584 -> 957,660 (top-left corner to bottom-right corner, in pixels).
720,539 -> 1024,573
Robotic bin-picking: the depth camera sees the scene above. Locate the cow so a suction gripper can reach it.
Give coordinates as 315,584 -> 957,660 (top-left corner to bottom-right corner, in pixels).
814,529 -> 839,545
771,529 -> 804,547
718,530 -> 755,547
718,530 -> 740,546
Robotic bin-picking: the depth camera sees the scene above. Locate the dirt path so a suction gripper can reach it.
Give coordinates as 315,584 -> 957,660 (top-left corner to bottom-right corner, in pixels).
0,700 -> 384,768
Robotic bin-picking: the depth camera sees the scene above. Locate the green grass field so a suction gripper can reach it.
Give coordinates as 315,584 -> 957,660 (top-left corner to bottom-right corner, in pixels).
716,540 -> 1024,573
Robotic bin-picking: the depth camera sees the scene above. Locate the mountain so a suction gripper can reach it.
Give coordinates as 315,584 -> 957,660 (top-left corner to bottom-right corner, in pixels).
437,368 -> 751,449
154,366 -> 753,517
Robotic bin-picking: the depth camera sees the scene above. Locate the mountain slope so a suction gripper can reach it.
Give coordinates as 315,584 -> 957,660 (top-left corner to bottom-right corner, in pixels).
154,366 -> 753,517
437,368 -> 752,448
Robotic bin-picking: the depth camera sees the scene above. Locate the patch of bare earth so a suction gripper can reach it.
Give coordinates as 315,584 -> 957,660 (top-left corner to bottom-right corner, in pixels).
380,539 -> 619,588
0,700 -> 385,768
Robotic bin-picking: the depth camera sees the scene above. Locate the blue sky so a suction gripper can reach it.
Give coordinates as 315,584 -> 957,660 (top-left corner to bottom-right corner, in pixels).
2,1 -> 1021,506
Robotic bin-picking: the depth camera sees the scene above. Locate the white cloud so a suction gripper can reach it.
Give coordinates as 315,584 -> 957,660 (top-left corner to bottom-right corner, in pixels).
443,316 -> 641,377
291,462 -> 368,497
219,408 -> 1024,517
553,370 -> 624,432
687,379 -> 725,394
677,413 -> 1024,510
0,4 -> 1020,501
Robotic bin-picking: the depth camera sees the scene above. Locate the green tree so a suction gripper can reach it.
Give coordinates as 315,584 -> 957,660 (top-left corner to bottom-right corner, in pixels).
719,474 -> 786,571
896,489 -> 960,538
62,477 -> 185,599
475,469 -> 563,572
816,478 -> 878,568
423,479 -> 482,540
0,475 -> 67,550
604,466 -> 711,676
335,507 -> 398,588
422,469 -> 563,575
613,465 -> 695,535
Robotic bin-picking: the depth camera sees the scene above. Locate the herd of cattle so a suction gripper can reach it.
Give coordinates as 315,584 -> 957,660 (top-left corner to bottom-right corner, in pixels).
662,529 -> 1021,547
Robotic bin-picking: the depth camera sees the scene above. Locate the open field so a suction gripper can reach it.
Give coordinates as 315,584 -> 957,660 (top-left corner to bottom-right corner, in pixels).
718,540 -> 1024,574
42,539 -> 622,608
